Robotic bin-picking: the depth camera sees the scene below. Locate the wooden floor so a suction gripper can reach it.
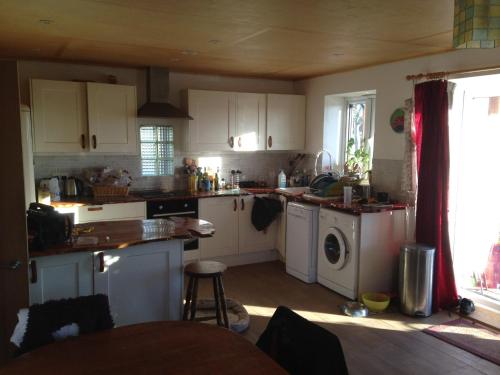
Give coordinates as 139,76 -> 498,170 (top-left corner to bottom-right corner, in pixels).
194,261 -> 500,375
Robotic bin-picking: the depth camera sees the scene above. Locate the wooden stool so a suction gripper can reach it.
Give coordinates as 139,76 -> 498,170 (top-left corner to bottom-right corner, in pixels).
183,261 -> 229,328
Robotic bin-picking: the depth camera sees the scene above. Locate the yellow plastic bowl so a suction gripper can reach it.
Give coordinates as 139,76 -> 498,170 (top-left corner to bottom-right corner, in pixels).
361,292 -> 390,312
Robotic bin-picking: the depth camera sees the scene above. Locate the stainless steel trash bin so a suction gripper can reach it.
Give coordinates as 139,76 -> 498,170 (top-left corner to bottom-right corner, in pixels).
399,243 -> 435,317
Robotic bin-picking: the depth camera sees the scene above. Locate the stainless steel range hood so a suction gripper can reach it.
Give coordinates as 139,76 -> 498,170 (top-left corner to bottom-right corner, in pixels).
138,67 -> 193,119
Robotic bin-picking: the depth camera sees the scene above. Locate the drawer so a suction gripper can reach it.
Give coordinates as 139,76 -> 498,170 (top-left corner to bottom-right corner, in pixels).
77,202 -> 146,224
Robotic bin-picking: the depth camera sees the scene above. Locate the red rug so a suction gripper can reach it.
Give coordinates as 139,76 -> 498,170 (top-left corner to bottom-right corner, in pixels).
423,318 -> 500,365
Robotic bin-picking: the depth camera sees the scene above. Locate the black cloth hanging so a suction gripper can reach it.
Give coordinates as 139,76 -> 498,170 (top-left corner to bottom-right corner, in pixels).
251,196 -> 282,231
19,294 -> 114,354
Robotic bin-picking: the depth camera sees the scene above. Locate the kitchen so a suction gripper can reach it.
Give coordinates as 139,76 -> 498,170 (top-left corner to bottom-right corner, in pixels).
1,1 -> 500,374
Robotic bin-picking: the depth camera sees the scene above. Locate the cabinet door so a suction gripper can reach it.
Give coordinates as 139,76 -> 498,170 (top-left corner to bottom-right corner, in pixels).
238,195 -> 277,254
199,197 -> 238,258
188,90 -> 234,152
267,94 -> 306,150
93,240 -> 183,326
232,93 -> 266,151
87,83 -> 137,154
30,79 -> 87,153
29,253 -> 93,305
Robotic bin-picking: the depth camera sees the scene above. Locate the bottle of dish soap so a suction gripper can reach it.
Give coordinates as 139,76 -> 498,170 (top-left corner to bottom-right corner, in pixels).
278,170 -> 287,188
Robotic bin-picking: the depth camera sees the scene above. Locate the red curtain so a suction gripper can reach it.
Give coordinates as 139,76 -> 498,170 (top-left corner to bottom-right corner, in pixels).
414,80 -> 458,312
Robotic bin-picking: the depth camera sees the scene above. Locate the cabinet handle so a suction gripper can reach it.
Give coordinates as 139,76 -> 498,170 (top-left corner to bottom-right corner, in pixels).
97,252 -> 105,272
92,134 -> 97,149
30,260 -> 37,283
268,135 -> 272,148
238,137 -> 242,148
88,206 -> 103,212
233,199 -> 237,211
80,134 -> 85,149
228,136 -> 234,148
241,198 -> 245,211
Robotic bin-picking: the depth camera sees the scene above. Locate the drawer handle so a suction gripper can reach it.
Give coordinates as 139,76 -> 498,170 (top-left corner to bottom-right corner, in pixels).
229,136 -> 234,148
98,252 -> 105,272
80,134 -> 85,149
233,199 -> 237,211
88,207 -> 103,212
268,135 -> 272,148
92,134 -> 97,149
238,137 -> 242,148
241,198 -> 245,211
30,260 -> 37,283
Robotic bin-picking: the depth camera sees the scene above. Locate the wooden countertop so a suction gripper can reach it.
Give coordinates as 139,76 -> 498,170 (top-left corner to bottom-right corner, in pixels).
29,217 -> 214,257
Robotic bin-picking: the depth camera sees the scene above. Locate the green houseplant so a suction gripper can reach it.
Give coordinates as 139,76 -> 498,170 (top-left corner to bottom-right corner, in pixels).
344,138 -> 371,178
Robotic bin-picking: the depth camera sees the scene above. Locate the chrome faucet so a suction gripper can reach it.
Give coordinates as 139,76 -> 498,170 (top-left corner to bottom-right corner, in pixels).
314,149 -> 333,176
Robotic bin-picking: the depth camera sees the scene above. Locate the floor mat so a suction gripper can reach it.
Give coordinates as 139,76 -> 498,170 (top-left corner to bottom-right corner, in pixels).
423,318 -> 500,365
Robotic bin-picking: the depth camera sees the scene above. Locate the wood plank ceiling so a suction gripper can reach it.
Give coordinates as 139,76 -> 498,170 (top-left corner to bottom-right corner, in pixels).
0,0 -> 454,79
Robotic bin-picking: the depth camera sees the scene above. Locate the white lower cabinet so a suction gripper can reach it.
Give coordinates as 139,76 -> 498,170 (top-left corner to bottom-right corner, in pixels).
238,195 -> 277,254
29,252 -> 93,305
199,197 -> 239,258
93,240 -> 183,326
29,240 -> 184,326
199,195 -> 277,259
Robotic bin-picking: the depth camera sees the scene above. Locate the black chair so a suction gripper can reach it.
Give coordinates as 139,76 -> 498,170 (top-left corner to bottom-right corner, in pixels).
256,306 -> 348,375
18,294 -> 114,354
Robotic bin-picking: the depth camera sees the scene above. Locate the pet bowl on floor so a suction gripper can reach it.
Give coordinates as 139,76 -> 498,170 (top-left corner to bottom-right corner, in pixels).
361,292 -> 390,312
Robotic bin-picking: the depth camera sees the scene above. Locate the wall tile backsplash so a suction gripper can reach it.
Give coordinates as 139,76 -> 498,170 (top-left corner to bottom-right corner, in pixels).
34,152 -> 296,191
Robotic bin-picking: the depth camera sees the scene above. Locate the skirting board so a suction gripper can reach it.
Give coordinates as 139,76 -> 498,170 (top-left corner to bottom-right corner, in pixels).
184,249 -> 279,267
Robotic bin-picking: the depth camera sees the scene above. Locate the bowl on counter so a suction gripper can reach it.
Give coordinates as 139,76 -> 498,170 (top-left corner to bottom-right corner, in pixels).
361,292 -> 390,312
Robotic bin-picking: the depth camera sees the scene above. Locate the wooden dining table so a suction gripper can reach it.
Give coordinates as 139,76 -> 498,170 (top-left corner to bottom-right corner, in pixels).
0,321 -> 287,374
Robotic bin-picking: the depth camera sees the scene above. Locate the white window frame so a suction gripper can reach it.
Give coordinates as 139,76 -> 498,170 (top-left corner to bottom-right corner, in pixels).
139,121 -> 174,177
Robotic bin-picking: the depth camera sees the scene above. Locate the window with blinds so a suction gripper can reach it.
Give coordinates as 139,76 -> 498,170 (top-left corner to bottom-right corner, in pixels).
140,126 -> 174,176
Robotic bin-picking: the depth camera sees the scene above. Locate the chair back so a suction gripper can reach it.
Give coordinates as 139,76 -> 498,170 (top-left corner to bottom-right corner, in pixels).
256,306 -> 348,375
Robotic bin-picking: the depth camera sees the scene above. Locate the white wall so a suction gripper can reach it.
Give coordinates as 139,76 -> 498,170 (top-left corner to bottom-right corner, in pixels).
295,48 -> 500,160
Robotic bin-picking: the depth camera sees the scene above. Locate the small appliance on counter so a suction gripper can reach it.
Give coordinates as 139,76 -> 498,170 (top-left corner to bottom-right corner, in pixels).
65,177 -> 83,197
27,203 -> 73,251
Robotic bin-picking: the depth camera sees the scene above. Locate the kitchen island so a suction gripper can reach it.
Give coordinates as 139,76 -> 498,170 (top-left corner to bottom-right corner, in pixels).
29,217 -> 214,326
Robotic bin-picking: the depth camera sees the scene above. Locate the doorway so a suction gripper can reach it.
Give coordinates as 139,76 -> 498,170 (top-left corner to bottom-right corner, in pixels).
449,74 -> 500,314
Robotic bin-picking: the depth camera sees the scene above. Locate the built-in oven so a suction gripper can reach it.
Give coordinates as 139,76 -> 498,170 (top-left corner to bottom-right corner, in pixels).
146,198 -> 199,250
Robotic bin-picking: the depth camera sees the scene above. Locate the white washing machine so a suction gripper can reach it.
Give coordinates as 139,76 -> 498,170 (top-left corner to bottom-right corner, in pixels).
317,208 -> 360,299
317,207 -> 406,300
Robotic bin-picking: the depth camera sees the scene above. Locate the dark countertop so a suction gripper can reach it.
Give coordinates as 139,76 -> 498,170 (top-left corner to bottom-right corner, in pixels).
29,217 -> 215,258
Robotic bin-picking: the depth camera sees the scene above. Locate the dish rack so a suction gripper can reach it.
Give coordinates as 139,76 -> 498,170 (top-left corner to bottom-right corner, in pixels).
92,185 -> 129,197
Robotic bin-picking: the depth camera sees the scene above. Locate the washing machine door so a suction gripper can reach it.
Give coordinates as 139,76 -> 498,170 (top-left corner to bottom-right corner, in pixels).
323,227 -> 348,270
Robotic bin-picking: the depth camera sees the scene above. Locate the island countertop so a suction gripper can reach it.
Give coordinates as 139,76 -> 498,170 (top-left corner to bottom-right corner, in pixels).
29,217 -> 215,258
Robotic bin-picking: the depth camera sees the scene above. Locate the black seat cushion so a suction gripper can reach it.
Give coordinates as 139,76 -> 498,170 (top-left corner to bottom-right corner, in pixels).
19,294 -> 114,354
256,306 -> 348,375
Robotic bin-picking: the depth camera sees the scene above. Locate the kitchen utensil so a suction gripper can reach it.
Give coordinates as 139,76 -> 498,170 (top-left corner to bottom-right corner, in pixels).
362,292 -> 390,312
340,301 -> 368,317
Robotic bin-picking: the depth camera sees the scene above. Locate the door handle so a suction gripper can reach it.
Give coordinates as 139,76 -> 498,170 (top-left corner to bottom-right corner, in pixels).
228,136 -> 234,148
268,135 -> 272,148
0,260 -> 21,270
97,252 -> 105,272
92,134 -> 97,149
30,260 -> 37,283
233,199 -> 237,211
241,198 -> 245,211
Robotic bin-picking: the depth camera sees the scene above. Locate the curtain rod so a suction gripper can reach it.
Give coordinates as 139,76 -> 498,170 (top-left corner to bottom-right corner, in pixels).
406,64 -> 500,81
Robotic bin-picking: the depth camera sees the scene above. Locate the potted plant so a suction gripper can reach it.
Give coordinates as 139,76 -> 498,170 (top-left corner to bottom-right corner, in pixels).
344,138 -> 371,180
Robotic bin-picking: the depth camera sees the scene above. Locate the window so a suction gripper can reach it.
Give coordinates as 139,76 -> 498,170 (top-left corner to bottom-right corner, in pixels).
140,125 -> 174,176
343,97 -> 375,173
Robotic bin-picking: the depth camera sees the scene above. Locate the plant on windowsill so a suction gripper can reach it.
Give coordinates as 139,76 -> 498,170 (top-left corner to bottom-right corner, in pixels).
344,138 -> 371,181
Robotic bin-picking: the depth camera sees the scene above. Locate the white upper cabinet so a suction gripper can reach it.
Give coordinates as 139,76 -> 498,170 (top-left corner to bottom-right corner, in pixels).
188,90 -> 233,152
266,94 -> 306,151
232,93 -> 266,151
31,79 -> 88,153
87,83 -> 137,154
30,79 -> 137,154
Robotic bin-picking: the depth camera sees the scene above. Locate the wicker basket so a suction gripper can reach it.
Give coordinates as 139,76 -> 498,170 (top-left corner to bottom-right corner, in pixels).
92,185 -> 129,197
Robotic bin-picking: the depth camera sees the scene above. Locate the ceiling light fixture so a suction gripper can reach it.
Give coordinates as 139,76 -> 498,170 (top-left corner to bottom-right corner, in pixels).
453,0 -> 500,48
